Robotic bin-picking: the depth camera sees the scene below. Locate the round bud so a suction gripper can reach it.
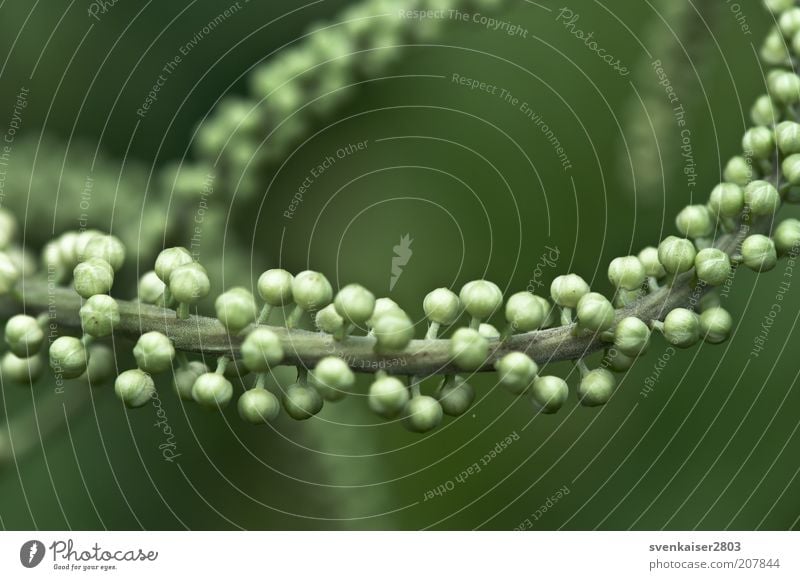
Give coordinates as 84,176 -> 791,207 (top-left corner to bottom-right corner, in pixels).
459,280 -> 503,321
215,287 -> 257,332
74,230 -> 102,258
73,257 -> 113,298
723,156 -> 753,187
505,291 -> 546,332
608,256 -> 647,290
241,327 -> 283,372
155,247 -> 193,283
404,396 -> 443,433
744,180 -> 780,216
700,307 -> 733,344
312,357 -> 355,401
368,375 -> 410,418
138,271 -> 166,304
49,336 -> 88,379
578,368 -> 615,407
315,304 -> 344,334
174,361 -> 207,400
238,389 -> 281,424
613,317 -> 650,357
777,121 -> 800,154
604,348 -> 635,372
169,262 -> 210,304
741,234 -> 778,272
437,377 -> 475,416
478,323 -> 500,339
637,247 -> 666,278
708,183 -> 745,219
56,232 -> 80,267
192,372 -> 234,409
82,235 -> 125,272
291,270 -> 333,312
79,294 -> 120,338
769,70 -> 800,104
694,248 -> 732,287
114,369 -> 155,408
550,274 -> 590,308
5,315 -> 44,358
780,8 -> 800,38
43,242 -> 67,282
763,28 -> 790,64
782,153 -> 800,185
132,332 -> 174,375
774,218 -> 800,255
334,283 -> 376,325
751,95 -> 778,126
423,288 -> 461,325
741,126 -> 775,160
531,376 -> 568,414
257,269 -> 294,306
1,352 -> 44,385
675,205 -> 714,239
663,308 -> 701,348
368,298 -> 403,328
766,0 -> 795,14
576,292 -> 615,332
658,236 -> 697,274
282,383 -> 323,420
372,311 -> 414,353
0,208 -> 17,249
77,344 -> 115,386
495,352 -> 537,395
450,327 -> 489,370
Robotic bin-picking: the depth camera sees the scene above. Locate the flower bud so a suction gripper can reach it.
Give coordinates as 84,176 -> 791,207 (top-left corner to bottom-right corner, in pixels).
495,352 -> 538,395
73,257 -> 114,298
550,274 -> 590,308
742,126 -> 775,159
155,247 -> 193,283
576,292 -> 615,332
133,331 -> 175,374
782,153 -> 800,184
531,376 -> 568,414
367,298 -> 403,328
1,352 -> 44,385
404,395 -> 443,433
5,315 -> 44,358
675,205 -> 714,239
459,280 -> 503,321
79,294 -> 120,338
282,383 -> 323,420
762,28 -> 790,64
478,323 -> 500,339
334,283 -> 376,325
769,70 -> 800,104
766,0 -> 795,14
708,183 -> 745,219
741,234 -> 778,272
82,235 -> 125,272
315,304 -> 344,334
0,208 -> 17,249
777,121 -> 800,154
192,372 -> 234,409
215,287 -> 257,332
372,311 -> 414,353
114,369 -> 155,408
578,368 -> 615,407
751,95 -> 778,126
57,232 -> 80,267
368,375 -> 410,418
608,256 -> 646,290
450,327 -> 489,370
238,388 -> 281,424
604,348 -> 635,372
637,247 -> 666,278
173,361 -> 207,400
291,270 -> 333,311
257,269 -> 294,306
437,377 -> 474,416
82,344 -> 116,386
241,327 -> 283,372
138,271 -> 166,304
613,317 -> 650,357
169,262 -> 211,304
49,336 -> 88,379
423,288 -> 461,325
780,8 -> 800,38
744,180 -> 780,216
658,236 -> 697,274
504,291 -> 545,332
774,218 -> 800,255
694,248 -> 732,286
663,308 -> 701,348
700,307 -> 733,344
312,356 -> 355,401
723,156 -> 753,187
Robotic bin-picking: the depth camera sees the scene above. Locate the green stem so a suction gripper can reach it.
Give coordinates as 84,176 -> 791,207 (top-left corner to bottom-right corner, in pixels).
215,356 -> 229,375
286,305 -> 305,329
256,304 -> 273,325
176,302 -> 190,320
425,322 -> 440,340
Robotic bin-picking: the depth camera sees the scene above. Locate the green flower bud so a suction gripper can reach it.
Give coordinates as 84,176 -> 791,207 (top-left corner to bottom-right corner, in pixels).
550,274 -> 590,308
43,242 -> 67,283
793,29 -> 800,57
114,369 -> 155,408
82,235 -> 125,272
73,257 -> 114,298
459,280 -> 503,321
192,372 -> 234,409
782,153 -> 800,184
155,247 -> 193,283
638,247 -> 666,278
534,295 -> 555,327
608,256 -> 647,290
769,71 -> 800,104
766,0 -> 796,14
742,126 -> 775,159
437,377 -> 474,416
368,375 -> 410,418
700,307 -> 733,344
315,304 -> 344,334
238,388 -> 281,424
663,308 -> 701,348
0,252 -> 20,295
334,283 -> 376,325
404,395 -> 443,433
169,262 -> 211,304
694,248 -> 732,286
675,205 -> 714,238
708,183 -> 745,219
576,292 -> 615,332
138,271 -> 166,304
495,352 -> 538,395
312,356 -> 355,401
257,269 -> 294,306
744,180 -> 780,216
613,317 -> 650,357
368,298 -> 403,328
780,8 -> 800,38
505,291 -> 546,332
0,208 -> 17,249
450,327 -> 489,370
423,288 -> 461,325
741,234 -> 778,272
531,375 -> 568,414
291,270 -> 333,311
604,348 -> 635,372
777,121 -> 800,154
774,218 -> 800,255
478,323 -> 500,339
49,336 -> 89,379
81,344 -> 116,386
751,95 -> 778,126
578,368 -> 615,407
133,331 -> 175,374
658,236 -> 697,274
5,315 -> 44,358
762,28 -> 790,65
723,156 -> 753,187
215,287 -> 257,332
79,294 -> 120,338
57,232 -> 80,267
282,383 -> 323,420
1,352 -> 44,385
372,311 -> 414,353
173,361 -> 207,400
241,327 -> 283,372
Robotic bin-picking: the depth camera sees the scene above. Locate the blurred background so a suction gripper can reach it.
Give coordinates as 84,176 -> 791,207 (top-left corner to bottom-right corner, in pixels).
0,0 -> 798,530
